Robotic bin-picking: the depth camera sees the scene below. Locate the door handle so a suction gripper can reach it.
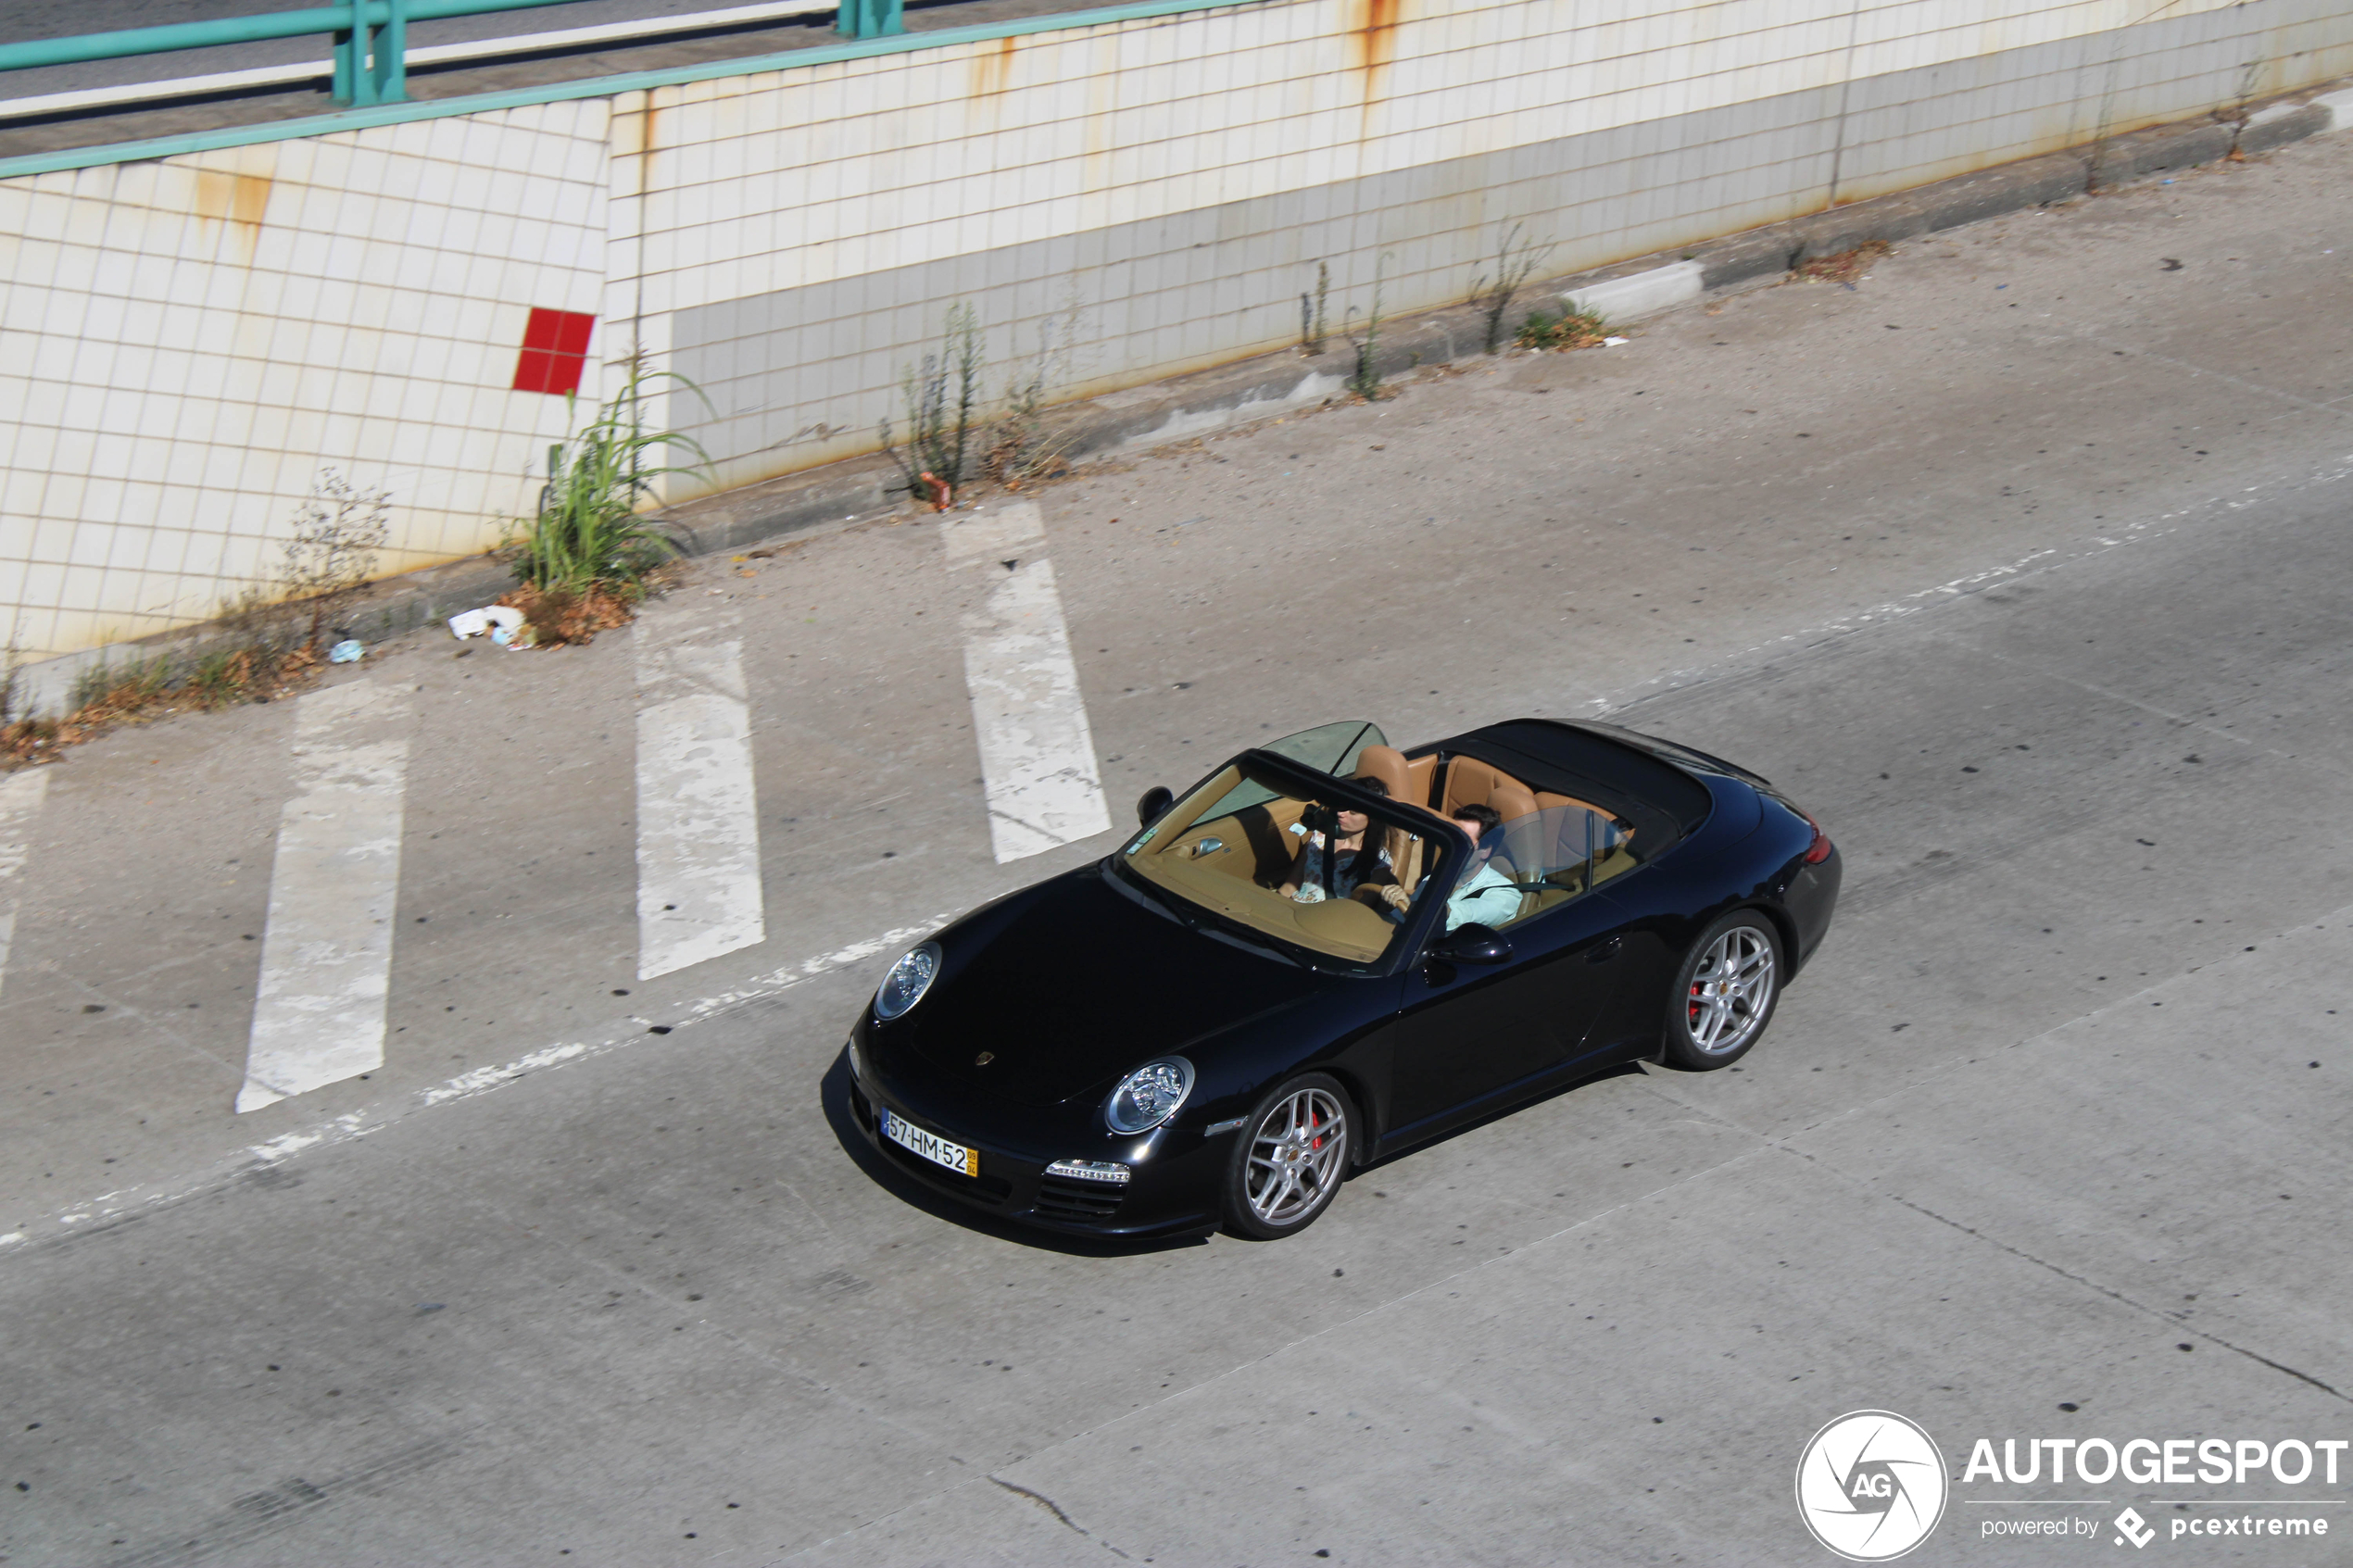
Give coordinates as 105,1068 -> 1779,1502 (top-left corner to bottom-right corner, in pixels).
1587,936 -> 1622,963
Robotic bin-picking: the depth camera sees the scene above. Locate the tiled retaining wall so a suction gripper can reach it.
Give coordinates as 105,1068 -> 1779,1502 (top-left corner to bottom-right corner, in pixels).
0,103 -> 611,667
641,0 -> 2349,488
5,0 -> 2351,672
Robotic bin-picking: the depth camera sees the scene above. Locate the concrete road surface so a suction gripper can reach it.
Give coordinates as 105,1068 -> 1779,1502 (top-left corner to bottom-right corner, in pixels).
2,132 -> 2350,1565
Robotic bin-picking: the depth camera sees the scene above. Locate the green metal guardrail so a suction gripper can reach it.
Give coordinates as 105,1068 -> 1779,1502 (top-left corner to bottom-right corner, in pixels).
0,0 -> 1227,182
0,0 -> 902,109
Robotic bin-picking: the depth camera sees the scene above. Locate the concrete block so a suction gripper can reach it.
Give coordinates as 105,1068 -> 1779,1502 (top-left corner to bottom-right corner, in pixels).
1566,260 -> 1703,323
1695,232 -> 1797,293
2240,101 -> 2331,154
2305,88 -> 2353,132
2101,120 -> 2234,181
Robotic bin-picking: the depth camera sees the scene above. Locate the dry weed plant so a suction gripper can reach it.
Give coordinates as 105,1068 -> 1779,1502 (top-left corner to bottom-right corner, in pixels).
1795,240 -> 1893,284
1515,304 -> 1607,351
282,467 -> 390,649
0,467 -> 398,765
984,295 -> 1086,491
1472,222 -> 1558,354
495,578 -> 661,647
2,641 -> 321,768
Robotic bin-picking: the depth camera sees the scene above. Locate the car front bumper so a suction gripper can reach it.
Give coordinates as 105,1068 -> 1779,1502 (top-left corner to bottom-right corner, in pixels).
847,1018 -> 1227,1239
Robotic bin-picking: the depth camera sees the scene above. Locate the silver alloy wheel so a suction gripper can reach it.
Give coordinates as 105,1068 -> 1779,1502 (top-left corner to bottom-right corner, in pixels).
1684,925 -> 1776,1054
1244,1086 -> 1348,1227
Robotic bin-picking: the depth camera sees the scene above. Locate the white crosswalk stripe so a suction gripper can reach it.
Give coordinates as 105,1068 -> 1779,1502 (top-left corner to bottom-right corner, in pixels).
0,766 -> 50,1003
945,501 -> 1113,862
237,680 -> 415,1113
634,608 -> 765,980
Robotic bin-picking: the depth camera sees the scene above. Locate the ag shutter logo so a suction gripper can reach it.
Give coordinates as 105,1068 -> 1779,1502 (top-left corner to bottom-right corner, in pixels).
1796,1411 -> 1950,1562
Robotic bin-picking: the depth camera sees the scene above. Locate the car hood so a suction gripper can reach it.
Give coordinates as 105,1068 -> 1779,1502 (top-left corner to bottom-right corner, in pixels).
898,864 -> 1327,1108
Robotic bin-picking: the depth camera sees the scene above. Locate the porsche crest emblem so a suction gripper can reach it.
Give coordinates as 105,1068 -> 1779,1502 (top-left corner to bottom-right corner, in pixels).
974,1050 -> 995,1067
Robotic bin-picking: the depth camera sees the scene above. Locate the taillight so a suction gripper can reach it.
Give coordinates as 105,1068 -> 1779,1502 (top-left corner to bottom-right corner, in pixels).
1799,809 -> 1833,864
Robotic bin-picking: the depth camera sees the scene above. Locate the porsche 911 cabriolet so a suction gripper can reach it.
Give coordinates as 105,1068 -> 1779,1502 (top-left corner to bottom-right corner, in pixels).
845,717 -> 1840,1240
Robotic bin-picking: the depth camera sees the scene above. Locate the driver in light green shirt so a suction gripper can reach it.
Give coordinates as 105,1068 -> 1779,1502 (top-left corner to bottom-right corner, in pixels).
1441,804 -> 1519,931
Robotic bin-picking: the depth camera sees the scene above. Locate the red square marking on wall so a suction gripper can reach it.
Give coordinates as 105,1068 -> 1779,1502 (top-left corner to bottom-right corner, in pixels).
512,307 -> 596,395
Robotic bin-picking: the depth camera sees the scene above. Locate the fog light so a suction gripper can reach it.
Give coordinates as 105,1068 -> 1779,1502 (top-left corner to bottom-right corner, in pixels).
1045,1159 -> 1131,1185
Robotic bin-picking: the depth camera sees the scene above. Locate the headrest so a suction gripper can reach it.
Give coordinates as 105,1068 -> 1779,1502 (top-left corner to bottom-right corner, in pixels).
1491,782 -> 1540,823
1352,744 -> 1412,803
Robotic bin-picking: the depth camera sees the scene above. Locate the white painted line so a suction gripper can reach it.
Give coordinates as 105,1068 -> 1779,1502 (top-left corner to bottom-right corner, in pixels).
0,60 -> 320,119
944,502 -> 1113,863
0,767 -> 50,1003
237,681 -> 415,1114
680,913 -> 962,1023
635,610 -> 764,980
3,906 -> 966,1256
427,909 -> 961,1108
0,0 -> 833,119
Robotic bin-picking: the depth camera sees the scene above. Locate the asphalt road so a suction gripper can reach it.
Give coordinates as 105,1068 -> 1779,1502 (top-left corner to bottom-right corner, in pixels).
2,133 -> 2350,1565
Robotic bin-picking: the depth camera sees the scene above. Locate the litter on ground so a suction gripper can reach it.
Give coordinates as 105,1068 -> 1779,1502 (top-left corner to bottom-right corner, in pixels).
448,606 -> 525,640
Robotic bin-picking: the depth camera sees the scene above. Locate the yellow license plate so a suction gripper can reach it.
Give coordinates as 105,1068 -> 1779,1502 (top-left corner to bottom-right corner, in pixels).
882,1110 -> 979,1177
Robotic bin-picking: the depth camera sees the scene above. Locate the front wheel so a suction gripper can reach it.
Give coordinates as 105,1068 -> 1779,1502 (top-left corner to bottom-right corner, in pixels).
1660,911 -> 1782,1070
1223,1073 -> 1354,1240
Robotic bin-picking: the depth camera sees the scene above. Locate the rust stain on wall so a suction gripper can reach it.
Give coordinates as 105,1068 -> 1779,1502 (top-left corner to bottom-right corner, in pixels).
1073,34 -> 1122,193
194,170 -> 271,227
971,34 -> 1019,100
1347,0 -> 1405,110
193,170 -> 272,260
639,101 -> 663,198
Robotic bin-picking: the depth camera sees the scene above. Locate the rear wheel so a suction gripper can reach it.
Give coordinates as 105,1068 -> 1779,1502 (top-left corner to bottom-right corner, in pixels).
1223,1073 -> 1353,1239
1661,912 -> 1782,1070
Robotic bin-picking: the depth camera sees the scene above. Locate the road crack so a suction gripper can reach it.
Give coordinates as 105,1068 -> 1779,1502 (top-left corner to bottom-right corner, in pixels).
988,1477 -> 1135,1559
1872,1185 -> 2347,1404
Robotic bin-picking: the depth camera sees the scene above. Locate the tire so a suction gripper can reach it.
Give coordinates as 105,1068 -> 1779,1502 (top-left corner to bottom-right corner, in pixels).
1223,1072 -> 1355,1240
1660,910 -> 1783,1071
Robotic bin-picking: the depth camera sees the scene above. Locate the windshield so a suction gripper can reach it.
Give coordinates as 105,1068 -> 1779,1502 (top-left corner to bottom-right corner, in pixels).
1120,756 -> 1445,968
1258,720 -> 1386,775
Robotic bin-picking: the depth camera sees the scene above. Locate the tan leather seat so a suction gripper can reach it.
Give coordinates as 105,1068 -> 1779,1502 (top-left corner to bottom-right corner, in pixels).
1537,789 -> 1635,854
1352,745 -> 1441,809
1352,745 -> 1436,897
1441,758 -> 1540,824
1404,751 -> 1438,808
1352,745 -> 1411,801
1535,789 -> 1604,817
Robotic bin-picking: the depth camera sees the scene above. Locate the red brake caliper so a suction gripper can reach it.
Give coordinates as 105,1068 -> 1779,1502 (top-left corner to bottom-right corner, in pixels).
1308,1108 -> 1323,1151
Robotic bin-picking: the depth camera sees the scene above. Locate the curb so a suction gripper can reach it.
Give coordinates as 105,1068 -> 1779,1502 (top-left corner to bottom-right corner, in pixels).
12,550 -> 518,721
12,80 -> 2348,717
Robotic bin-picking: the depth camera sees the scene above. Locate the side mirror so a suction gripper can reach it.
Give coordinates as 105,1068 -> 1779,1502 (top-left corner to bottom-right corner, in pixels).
1427,923 -> 1512,966
1136,785 -> 1174,827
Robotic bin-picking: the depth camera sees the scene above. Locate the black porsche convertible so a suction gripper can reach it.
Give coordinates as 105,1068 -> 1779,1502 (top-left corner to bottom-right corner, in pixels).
845,717 -> 1840,1241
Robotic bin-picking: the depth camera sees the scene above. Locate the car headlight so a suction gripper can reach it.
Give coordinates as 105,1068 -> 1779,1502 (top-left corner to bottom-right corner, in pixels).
1104,1056 -> 1194,1134
872,943 -> 940,1022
